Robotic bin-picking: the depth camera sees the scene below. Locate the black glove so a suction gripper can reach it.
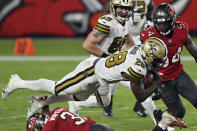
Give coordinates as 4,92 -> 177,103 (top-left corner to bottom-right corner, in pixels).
152,88 -> 161,101
149,70 -> 161,81
101,52 -> 109,58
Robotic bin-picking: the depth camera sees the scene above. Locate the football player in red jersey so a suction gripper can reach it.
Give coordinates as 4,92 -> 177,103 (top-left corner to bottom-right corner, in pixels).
26,96 -> 114,131
140,3 -> 197,120
26,96 -> 187,131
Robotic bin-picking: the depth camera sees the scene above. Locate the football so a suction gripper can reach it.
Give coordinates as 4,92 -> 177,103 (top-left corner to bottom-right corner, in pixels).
143,72 -> 154,89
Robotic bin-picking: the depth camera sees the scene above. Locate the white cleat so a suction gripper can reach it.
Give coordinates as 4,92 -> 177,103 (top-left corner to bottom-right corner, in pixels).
2,74 -> 21,100
68,101 -> 80,114
27,96 -> 44,120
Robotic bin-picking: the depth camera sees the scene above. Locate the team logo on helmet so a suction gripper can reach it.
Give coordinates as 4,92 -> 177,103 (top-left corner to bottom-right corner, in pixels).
141,37 -> 168,70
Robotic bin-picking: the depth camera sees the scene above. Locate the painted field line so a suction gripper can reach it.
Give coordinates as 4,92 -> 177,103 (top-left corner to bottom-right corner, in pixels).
0,56 -> 194,61
0,56 -> 88,61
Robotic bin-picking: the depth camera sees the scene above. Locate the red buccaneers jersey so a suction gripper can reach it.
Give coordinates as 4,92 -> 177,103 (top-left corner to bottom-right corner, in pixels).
42,107 -> 96,131
140,21 -> 189,81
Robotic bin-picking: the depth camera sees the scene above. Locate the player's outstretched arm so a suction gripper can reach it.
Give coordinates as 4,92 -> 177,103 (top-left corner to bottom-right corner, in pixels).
185,35 -> 197,63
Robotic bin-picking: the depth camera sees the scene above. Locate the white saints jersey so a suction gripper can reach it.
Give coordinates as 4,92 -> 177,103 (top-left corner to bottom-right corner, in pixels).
93,14 -> 133,56
131,0 -> 151,36
95,44 -> 147,83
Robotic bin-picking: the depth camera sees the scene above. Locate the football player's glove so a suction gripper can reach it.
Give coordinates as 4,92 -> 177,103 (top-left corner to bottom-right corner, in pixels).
152,88 -> 161,101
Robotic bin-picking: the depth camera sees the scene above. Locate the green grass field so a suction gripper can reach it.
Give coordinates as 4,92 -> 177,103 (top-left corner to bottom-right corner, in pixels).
0,38 -> 196,131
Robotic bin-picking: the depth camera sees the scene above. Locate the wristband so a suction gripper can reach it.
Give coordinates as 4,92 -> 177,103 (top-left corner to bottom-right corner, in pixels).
101,52 -> 109,58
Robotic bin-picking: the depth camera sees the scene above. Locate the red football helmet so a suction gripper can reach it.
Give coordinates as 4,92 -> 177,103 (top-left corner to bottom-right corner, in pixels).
26,113 -> 46,131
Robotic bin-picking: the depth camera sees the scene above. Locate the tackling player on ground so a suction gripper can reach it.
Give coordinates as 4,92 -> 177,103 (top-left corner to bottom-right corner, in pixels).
26,96 -> 187,131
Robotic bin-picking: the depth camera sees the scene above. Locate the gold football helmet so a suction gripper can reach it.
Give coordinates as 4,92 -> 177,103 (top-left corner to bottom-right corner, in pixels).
110,0 -> 133,22
141,37 -> 168,70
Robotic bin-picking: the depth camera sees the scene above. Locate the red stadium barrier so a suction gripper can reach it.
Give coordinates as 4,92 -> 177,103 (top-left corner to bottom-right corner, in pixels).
0,0 -> 196,37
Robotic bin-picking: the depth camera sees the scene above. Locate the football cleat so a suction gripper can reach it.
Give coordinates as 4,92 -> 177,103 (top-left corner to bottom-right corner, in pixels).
153,109 -> 163,124
27,96 -> 44,120
2,74 -> 21,100
68,101 -> 80,114
103,110 -> 113,117
103,96 -> 113,117
133,101 -> 147,117
162,111 -> 187,128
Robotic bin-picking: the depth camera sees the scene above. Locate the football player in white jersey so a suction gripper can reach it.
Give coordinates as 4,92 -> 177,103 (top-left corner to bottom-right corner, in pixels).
100,0 -> 157,124
78,0 -> 135,117
119,0 -> 157,122
2,38 -> 167,121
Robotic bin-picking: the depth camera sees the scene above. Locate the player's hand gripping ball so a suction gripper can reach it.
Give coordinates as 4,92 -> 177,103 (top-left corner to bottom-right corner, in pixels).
143,72 -> 154,89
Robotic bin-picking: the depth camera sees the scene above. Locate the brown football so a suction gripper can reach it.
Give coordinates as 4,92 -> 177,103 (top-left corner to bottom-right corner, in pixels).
143,72 -> 154,89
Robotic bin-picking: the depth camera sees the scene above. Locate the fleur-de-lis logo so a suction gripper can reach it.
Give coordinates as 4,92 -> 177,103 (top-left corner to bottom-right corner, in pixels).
149,44 -> 157,55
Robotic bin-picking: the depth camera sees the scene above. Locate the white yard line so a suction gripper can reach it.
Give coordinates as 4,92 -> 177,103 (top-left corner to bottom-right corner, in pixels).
0,56 -> 194,61
0,56 -> 88,61
1,106 -> 197,120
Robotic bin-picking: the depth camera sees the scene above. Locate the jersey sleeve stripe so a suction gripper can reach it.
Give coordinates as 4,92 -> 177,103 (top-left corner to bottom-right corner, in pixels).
97,23 -> 110,29
128,67 -> 144,79
55,66 -> 94,95
94,23 -> 110,33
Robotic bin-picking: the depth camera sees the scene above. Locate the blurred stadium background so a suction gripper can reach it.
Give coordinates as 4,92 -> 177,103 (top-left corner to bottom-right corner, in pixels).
0,0 -> 196,131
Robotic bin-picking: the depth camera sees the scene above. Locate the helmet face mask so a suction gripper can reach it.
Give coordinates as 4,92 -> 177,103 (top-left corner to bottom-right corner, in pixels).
141,37 -> 168,70
153,3 -> 176,36
26,113 -> 46,131
110,0 -> 133,22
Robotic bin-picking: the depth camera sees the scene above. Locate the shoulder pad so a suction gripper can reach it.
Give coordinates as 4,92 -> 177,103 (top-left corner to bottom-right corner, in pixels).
94,15 -> 112,34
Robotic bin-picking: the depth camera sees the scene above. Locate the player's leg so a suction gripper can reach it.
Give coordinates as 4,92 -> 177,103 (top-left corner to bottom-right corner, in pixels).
103,83 -> 118,116
141,96 -> 156,124
176,70 -> 197,109
90,124 -> 114,131
133,101 -> 147,117
2,74 -> 55,100
28,58 -> 98,117
69,79 -> 111,114
120,81 -> 147,116
120,81 -> 157,122
159,80 -> 185,119
28,72 -> 98,119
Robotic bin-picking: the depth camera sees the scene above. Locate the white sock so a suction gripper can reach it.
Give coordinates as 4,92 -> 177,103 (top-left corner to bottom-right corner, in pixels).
158,122 -> 167,130
18,78 -> 55,94
141,96 -> 157,125
158,114 -> 175,131
76,96 -> 100,108
43,95 -> 74,106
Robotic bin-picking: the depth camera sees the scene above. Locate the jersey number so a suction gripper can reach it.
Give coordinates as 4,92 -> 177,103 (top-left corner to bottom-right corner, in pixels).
108,34 -> 129,53
132,1 -> 146,13
163,47 -> 182,67
60,111 -> 86,126
105,51 -> 127,68
135,58 -> 145,68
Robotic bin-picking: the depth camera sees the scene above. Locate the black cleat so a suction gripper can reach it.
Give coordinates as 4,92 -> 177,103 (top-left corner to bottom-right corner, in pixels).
133,101 -> 147,117
153,109 -> 163,124
103,96 -> 113,117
